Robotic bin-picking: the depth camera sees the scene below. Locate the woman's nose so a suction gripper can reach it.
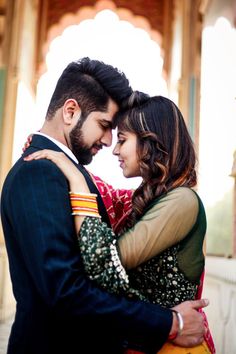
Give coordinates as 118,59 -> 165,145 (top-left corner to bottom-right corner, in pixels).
112,143 -> 119,155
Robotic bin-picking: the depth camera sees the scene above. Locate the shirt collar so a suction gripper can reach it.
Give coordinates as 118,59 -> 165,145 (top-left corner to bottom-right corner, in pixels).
34,132 -> 78,164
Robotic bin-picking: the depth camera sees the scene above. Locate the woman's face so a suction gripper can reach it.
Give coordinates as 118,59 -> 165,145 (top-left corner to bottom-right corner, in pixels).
113,130 -> 140,178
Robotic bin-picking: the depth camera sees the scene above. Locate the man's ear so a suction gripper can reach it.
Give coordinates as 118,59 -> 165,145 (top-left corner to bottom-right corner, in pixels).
63,99 -> 81,125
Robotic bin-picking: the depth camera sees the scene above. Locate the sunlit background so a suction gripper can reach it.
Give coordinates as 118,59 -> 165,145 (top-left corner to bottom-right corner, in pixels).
199,17 -> 236,206
199,17 -> 236,255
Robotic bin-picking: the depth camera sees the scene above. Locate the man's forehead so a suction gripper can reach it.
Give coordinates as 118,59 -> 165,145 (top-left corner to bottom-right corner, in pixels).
89,112 -> 113,128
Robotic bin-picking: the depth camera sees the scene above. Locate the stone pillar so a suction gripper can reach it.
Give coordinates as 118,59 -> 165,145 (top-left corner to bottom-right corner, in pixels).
0,0 -> 39,322
230,151 -> 236,256
0,0 -> 21,322
170,0 -> 203,154
0,243 -> 15,321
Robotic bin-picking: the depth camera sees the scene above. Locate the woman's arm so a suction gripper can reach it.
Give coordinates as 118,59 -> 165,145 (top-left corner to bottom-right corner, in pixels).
24,150 -> 199,270
118,187 -> 199,269
23,150 -> 143,298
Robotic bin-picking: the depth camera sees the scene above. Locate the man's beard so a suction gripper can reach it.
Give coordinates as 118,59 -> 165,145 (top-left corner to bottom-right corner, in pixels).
70,124 -> 93,165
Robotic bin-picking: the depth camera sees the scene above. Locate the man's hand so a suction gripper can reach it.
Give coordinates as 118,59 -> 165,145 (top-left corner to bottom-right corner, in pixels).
169,299 -> 209,347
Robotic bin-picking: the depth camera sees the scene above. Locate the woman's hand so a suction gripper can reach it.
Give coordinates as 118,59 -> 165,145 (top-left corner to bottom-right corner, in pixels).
22,134 -> 33,152
24,149 -> 90,193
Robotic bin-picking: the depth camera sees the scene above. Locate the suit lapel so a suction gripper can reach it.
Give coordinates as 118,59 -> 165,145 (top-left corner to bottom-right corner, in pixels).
78,165 -> 111,227
25,134 -> 111,227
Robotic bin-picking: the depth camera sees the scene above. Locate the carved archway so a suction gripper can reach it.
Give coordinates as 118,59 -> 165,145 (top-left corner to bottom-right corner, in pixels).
38,0 -> 164,76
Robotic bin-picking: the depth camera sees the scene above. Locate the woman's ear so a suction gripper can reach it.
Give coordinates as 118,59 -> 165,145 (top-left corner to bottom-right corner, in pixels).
63,99 -> 81,125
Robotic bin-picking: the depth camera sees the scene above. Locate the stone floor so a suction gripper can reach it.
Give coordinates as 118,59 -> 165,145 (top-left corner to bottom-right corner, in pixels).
0,316 -> 13,354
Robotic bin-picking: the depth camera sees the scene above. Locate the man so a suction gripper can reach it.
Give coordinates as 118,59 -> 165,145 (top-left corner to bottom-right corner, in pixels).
1,57 -> 208,354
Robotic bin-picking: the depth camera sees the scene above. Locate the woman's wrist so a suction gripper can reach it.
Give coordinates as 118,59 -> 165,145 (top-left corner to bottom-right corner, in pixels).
69,171 -> 90,194
70,183 -> 90,193
70,177 -> 90,194
69,192 -> 101,218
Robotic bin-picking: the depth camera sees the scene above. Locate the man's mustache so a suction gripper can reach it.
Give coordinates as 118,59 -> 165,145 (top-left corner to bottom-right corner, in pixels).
92,143 -> 103,150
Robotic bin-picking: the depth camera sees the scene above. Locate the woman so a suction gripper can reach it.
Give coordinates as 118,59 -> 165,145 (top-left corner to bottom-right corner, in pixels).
24,92 -> 215,353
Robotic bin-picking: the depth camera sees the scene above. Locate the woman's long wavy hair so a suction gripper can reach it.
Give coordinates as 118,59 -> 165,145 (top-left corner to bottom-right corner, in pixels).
114,92 -> 197,228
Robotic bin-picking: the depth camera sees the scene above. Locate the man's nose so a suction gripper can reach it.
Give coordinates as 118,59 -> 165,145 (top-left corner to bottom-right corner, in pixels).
101,129 -> 112,147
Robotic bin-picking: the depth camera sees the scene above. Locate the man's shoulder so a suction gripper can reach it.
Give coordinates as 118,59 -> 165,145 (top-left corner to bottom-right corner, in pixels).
3,152 -> 60,188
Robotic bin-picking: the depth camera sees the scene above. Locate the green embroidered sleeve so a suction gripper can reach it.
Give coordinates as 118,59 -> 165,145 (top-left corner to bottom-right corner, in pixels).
78,216 -> 145,301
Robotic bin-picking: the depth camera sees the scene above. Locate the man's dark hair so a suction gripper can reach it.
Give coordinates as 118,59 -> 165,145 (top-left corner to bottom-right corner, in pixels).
46,57 -> 133,120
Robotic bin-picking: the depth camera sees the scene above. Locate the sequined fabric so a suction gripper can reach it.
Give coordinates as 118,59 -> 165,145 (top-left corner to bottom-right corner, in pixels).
79,217 -> 146,300
127,245 -> 198,307
79,217 -> 197,306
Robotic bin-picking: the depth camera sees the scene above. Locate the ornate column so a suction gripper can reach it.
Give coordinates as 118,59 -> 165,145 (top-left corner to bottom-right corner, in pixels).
230,151 -> 236,256
0,0 -> 39,321
0,0 -> 22,192
0,0 -> 21,322
177,0 -> 203,152
168,0 -> 203,157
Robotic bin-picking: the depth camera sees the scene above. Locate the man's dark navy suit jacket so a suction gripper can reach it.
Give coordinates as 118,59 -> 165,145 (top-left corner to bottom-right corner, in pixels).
0,134 -> 172,354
